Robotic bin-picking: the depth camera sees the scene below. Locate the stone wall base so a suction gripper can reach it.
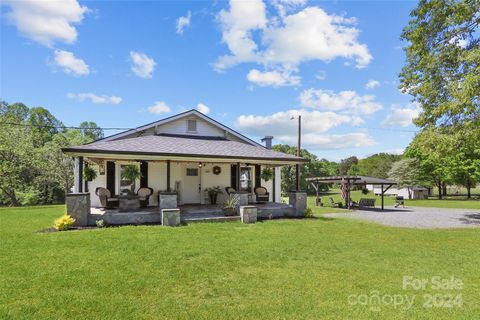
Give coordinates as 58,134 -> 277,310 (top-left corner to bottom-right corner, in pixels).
66,193 -> 91,227
240,206 -> 257,224
288,191 -> 307,217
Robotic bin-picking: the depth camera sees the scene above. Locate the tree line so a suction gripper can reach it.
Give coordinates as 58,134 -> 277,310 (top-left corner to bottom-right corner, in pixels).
0,102 -> 103,206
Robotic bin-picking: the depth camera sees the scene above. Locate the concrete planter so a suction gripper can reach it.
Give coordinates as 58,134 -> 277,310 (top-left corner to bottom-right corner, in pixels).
240,206 -> 257,224
159,192 -> 177,209
162,208 -> 180,227
66,193 -> 90,227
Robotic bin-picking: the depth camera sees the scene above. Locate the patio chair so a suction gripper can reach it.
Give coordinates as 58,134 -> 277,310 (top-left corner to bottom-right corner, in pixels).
95,187 -> 119,208
329,197 -> 343,208
137,187 -> 153,207
225,187 -> 236,195
254,186 -> 269,203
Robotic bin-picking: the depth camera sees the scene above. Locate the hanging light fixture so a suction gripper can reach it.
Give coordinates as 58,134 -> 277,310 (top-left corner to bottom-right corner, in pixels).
198,162 -> 203,168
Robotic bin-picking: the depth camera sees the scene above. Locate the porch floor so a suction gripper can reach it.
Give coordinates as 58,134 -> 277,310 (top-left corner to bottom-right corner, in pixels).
90,202 -> 294,224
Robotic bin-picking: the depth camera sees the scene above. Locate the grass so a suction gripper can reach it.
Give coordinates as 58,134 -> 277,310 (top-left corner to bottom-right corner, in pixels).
1,205 -> 479,319
312,189 -> 480,210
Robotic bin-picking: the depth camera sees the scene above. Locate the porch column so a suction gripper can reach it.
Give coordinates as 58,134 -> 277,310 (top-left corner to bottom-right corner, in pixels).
73,156 -> 84,193
236,162 -> 241,191
166,160 -> 171,192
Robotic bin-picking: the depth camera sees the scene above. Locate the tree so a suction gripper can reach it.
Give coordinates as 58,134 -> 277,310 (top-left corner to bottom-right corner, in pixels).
388,158 -> 425,199
79,121 -> 104,141
272,145 -> 339,195
339,156 -> 358,175
400,0 -> 480,127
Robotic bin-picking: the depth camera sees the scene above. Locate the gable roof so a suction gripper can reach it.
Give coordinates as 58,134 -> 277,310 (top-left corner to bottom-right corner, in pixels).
97,109 -> 264,147
63,134 -> 307,164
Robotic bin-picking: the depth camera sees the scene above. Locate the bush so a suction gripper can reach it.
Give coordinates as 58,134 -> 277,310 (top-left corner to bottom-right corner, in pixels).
54,215 -> 76,231
16,188 -> 41,206
362,188 -> 370,195
304,208 -> 314,218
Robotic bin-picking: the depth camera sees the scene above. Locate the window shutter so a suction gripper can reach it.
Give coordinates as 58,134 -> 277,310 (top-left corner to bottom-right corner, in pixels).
106,161 -> 116,195
255,165 -> 261,188
231,164 -> 238,189
140,161 -> 148,188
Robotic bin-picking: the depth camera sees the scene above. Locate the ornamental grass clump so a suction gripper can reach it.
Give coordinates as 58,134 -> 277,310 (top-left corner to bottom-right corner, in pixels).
54,215 -> 76,231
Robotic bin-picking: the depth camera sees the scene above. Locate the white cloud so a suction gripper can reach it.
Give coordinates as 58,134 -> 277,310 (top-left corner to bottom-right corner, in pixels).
365,79 -> 380,89
176,11 -> 192,35
235,109 -> 360,137
130,51 -> 156,79
299,89 -> 382,115
67,93 -> 122,104
215,1 -> 372,77
315,70 -> 326,80
147,101 -> 171,114
196,103 -> 210,114
280,132 -> 376,150
3,0 -> 88,47
381,103 -> 420,127
52,50 -> 89,76
247,68 -> 300,87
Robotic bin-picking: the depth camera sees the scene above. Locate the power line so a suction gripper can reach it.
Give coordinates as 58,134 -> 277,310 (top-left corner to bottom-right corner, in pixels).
0,121 -> 134,131
0,121 -> 419,133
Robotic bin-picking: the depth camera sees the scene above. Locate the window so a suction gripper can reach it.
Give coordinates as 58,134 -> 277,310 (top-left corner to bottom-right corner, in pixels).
186,168 -> 199,176
187,119 -> 197,132
120,165 -> 136,193
240,167 -> 252,192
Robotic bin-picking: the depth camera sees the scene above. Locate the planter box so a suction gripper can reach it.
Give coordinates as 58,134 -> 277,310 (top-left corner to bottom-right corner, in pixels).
162,208 -> 180,227
240,206 -> 257,224
159,192 -> 177,209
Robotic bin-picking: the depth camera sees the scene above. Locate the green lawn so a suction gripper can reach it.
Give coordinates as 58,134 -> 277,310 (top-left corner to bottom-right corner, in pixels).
1,206 -> 479,319
312,189 -> 480,210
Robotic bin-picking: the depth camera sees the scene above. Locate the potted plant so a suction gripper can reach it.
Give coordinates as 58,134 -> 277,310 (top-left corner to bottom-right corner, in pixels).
205,186 -> 223,205
223,194 -> 239,216
83,166 -> 97,192
121,165 -> 142,193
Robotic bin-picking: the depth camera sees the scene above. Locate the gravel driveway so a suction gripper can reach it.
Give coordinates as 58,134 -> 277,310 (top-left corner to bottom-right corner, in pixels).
323,206 -> 480,229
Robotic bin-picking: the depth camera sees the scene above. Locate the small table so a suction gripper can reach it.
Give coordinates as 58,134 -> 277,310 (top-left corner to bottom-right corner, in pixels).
118,195 -> 140,212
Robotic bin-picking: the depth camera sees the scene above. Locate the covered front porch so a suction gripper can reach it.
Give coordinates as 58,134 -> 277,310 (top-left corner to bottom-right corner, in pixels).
89,202 -> 295,225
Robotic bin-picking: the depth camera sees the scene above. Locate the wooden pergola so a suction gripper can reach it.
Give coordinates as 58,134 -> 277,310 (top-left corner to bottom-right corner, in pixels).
306,175 -> 397,210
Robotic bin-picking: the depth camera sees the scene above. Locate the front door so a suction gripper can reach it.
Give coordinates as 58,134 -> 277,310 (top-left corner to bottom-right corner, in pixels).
183,165 -> 201,204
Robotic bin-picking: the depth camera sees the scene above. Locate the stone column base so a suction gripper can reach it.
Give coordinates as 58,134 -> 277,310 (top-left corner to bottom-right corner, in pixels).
162,208 -> 180,226
240,206 -> 257,224
66,193 -> 91,226
288,191 -> 307,217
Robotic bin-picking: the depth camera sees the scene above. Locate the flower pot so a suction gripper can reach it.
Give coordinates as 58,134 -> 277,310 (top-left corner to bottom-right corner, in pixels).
223,208 -> 236,216
209,192 -> 218,205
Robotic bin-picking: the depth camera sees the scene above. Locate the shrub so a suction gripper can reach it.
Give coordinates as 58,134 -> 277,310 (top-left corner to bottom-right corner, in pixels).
362,188 -> 370,195
304,208 -> 314,218
54,215 -> 76,231
17,188 -> 41,206
96,219 -> 106,228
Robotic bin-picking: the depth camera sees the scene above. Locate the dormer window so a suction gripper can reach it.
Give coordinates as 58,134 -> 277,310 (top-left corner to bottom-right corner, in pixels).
187,119 -> 197,133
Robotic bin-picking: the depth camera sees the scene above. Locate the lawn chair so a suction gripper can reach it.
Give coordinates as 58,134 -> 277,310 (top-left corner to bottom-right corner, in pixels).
329,197 -> 343,208
395,196 -> 405,208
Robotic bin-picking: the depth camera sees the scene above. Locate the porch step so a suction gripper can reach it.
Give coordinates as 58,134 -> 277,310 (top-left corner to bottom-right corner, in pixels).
181,215 -> 240,223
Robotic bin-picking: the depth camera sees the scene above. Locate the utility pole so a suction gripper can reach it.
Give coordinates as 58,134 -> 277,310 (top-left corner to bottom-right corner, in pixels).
296,115 -> 301,191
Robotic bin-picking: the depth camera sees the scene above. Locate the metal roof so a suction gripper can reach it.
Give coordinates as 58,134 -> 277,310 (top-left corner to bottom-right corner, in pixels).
306,175 -> 397,185
63,134 -> 307,163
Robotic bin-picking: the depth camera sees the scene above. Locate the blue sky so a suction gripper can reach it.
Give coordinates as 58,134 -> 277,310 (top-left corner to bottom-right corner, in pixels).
1,0 -> 420,161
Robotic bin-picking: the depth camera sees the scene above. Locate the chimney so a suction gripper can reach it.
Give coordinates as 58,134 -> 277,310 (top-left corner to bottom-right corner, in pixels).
261,136 -> 273,149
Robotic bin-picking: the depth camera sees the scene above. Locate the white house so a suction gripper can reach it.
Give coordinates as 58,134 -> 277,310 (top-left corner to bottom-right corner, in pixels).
63,109 -> 307,208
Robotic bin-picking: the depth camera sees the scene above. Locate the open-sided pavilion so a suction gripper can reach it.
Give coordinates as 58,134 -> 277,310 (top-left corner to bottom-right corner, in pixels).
306,175 -> 397,210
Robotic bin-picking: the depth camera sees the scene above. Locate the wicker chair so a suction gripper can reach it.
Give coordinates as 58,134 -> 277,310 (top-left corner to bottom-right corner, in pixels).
137,187 -> 153,207
225,187 -> 236,195
95,187 -> 119,208
254,186 -> 269,202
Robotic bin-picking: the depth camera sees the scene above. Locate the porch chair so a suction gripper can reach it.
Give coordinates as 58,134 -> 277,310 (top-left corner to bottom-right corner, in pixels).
254,186 -> 269,203
137,187 -> 153,207
95,187 -> 119,208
